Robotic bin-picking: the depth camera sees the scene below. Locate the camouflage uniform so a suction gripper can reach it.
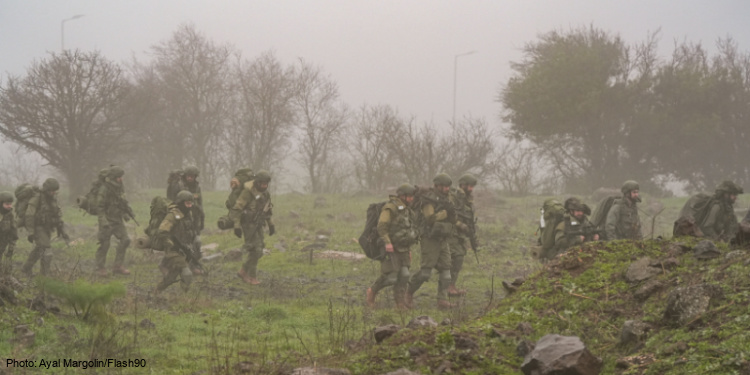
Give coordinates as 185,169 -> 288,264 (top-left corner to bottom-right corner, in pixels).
231,170 -> 274,284
166,170 -> 184,202
154,191 -> 197,292
701,181 -> 742,241
605,181 -> 642,240
95,166 -> 132,274
0,192 -> 18,274
22,178 -> 67,276
367,187 -> 418,308
552,198 -> 597,256
407,174 -> 456,308
182,166 -> 205,271
447,173 -> 478,295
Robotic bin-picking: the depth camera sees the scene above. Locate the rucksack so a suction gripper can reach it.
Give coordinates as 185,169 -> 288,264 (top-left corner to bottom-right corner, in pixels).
145,196 -> 171,240
676,193 -> 714,228
225,168 -> 255,210
538,199 -> 565,252
358,201 -> 387,261
15,183 -> 39,224
77,168 -> 110,215
590,196 -> 621,234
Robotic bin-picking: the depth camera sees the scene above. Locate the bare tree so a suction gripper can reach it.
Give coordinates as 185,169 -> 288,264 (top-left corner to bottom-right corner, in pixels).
292,60 -> 348,193
439,117 -> 497,180
145,23 -> 234,188
225,51 -> 296,174
348,104 -> 402,190
490,140 -> 540,196
0,146 -> 43,186
0,50 -> 140,200
389,118 -> 440,185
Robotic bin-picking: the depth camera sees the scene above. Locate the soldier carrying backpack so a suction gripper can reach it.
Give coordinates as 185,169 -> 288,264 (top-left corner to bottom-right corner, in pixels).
604,180 -> 643,241
0,191 -> 18,275
675,180 -> 743,242
21,178 -> 68,277
94,166 -> 134,277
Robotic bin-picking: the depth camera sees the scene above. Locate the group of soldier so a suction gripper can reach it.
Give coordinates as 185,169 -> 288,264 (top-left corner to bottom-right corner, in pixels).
365,173 -> 479,310
0,165 -> 276,296
542,179 -> 746,261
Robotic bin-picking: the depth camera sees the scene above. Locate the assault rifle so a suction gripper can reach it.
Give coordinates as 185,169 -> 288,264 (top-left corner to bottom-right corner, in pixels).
456,210 -> 480,264
118,199 -> 139,226
172,236 -> 206,275
565,225 -> 602,241
248,200 -> 274,240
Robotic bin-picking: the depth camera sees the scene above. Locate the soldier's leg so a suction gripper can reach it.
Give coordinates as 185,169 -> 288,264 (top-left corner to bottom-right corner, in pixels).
190,235 -> 203,274
0,242 -> 9,275
449,238 -> 467,295
393,251 -> 411,307
95,222 -> 114,269
408,238 -> 439,296
156,251 -> 188,293
111,222 -> 131,274
436,239 -> 453,304
36,229 -> 53,276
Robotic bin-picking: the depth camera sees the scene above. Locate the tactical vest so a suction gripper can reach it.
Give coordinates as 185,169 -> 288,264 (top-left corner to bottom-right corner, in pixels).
100,180 -> 127,219
33,194 -> 62,228
0,209 -> 15,236
167,205 -> 197,246
614,199 -> 641,239
385,197 -> 418,249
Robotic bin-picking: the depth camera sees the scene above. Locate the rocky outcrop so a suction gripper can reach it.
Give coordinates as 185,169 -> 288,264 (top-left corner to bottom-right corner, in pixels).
521,334 -> 602,375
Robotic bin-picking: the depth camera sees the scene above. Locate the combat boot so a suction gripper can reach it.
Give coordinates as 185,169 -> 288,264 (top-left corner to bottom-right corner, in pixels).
95,267 -> 109,277
237,269 -> 260,285
365,288 -> 376,308
447,284 -> 466,296
437,300 -> 455,310
113,265 -> 131,276
159,264 -> 169,276
404,291 -> 414,309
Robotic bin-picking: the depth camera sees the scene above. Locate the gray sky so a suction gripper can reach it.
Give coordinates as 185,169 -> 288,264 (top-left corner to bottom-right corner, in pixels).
2,0 -> 750,128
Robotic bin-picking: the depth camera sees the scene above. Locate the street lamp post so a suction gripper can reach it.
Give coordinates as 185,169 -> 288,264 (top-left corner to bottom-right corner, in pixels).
452,50 -> 477,125
61,14 -> 85,51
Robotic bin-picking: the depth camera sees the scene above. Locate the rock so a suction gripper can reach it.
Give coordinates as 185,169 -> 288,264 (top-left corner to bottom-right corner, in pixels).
725,250 -> 745,261
664,283 -> 723,326
512,277 -> 526,286
316,235 -> 330,242
408,346 -> 427,358
139,319 -> 156,330
30,296 -> 45,313
382,369 -> 421,375
663,341 -> 688,355
291,367 -> 350,375
406,316 -> 437,329
440,318 -> 452,326
521,334 -> 603,375
0,283 -> 18,305
56,325 -> 78,342
453,333 -> 478,350
625,257 -> 661,282
620,320 -> 650,346
315,251 -> 365,261
224,249 -> 243,261
517,340 -> 536,358
693,240 -> 721,259
12,325 -> 35,346
502,281 -> 518,294
633,279 -> 663,302
374,324 -> 401,343
516,322 -> 534,336
201,243 -> 219,251
665,242 -> 692,257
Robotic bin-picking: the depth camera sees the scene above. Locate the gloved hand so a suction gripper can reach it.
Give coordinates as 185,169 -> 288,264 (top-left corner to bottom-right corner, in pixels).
234,228 -> 243,238
27,235 -> 34,243
385,243 -> 394,253
268,225 -> 276,236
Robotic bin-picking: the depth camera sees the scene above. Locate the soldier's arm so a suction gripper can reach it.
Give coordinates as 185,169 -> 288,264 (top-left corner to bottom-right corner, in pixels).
377,204 -> 394,244
95,185 -> 108,221
25,196 -> 39,232
701,204 -> 722,239
229,188 -> 253,228
153,211 -> 177,250
605,203 -> 619,240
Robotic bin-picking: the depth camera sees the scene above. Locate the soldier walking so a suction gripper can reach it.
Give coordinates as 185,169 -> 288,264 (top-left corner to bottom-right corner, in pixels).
21,178 -> 69,276
94,166 -> 133,276
230,170 -> 275,285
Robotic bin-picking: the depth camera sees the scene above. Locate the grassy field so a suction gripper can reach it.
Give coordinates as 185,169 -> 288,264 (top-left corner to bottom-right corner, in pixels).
0,187 -> 749,374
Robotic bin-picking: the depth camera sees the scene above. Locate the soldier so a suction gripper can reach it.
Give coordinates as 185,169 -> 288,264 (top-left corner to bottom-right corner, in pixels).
94,166 -> 133,276
447,173 -> 478,297
551,197 -> 599,256
153,191 -> 197,293
0,192 -> 18,274
21,178 -> 69,276
366,184 -> 419,309
182,166 -> 205,274
407,173 -> 457,310
230,170 -> 275,285
605,180 -> 643,241
701,180 -> 743,241
166,169 -> 184,202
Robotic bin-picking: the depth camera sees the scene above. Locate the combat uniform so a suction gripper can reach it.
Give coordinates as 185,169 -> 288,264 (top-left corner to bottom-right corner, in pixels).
231,171 -> 274,284
154,192 -> 197,292
22,179 -> 67,276
0,195 -> 18,274
95,167 -> 132,275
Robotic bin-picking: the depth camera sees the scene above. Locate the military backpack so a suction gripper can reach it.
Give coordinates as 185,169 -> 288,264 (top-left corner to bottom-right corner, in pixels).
590,195 -> 621,240
14,183 -> 39,224
145,196 -> 171,240
358,201 -> 387,261
537,199 -> 566,253
76,168 -> 110,215
676,193 -> 714,228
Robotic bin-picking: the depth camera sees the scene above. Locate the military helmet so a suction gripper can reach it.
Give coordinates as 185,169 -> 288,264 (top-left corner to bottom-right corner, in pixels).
254,170 -> 271,183
432,173 -> 452,187
175,190 -> 194,204
621,180 -> 640,195
458,173 -> 478,186
184,165 -> 199,177
396,184 -> 417,197
564,197 -> 591,215
108,166 -> 125,178
42,178 -> 60,192
715,180 -> 743,195
235,167 -> 254,179
0,191 -> 14,204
